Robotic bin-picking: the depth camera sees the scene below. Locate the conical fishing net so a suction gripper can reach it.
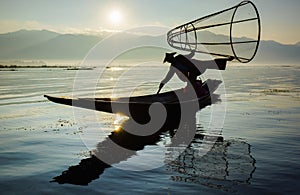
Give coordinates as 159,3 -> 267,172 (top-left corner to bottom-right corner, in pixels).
167,1 -> 260,63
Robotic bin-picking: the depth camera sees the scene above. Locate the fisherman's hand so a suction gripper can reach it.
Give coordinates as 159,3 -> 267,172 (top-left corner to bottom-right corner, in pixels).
157,83 -> 164,94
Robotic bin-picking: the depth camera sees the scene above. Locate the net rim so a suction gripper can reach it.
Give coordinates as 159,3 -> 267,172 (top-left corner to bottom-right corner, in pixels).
230,1 -> 261,63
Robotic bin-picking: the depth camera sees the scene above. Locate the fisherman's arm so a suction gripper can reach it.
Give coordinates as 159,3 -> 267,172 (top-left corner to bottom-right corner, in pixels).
157,66 -> 175,94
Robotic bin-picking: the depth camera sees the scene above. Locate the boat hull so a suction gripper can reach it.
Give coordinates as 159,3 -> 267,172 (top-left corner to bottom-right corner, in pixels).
44,80 -> 221,123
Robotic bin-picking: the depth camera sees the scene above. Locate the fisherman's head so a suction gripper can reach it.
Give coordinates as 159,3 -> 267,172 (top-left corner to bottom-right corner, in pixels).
163,52 -> 176,63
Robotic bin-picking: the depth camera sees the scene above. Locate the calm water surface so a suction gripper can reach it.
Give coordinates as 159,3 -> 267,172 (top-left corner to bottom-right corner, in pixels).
0,64 -> 299,194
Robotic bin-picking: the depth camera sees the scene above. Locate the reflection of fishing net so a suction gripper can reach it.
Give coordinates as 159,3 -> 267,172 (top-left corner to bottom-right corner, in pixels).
167,1 -> 260,63
166,138 -> 256,192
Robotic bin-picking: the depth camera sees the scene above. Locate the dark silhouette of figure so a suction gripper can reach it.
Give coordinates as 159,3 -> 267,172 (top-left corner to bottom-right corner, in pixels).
157,52 -> 234,95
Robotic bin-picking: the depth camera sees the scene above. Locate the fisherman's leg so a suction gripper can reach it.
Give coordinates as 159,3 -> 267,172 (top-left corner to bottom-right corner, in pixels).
213,59 -> 225,70
214,57 -> 233,70
191,73 -> 208,97
184,80 -> 206,98
194,80 -> 208,97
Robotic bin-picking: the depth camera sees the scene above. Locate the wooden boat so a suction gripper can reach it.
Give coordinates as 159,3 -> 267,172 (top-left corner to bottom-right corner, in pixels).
44,80 -> 221,123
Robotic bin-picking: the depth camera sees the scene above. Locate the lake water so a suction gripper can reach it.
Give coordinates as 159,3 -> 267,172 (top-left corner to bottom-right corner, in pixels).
0,63 -> 299,194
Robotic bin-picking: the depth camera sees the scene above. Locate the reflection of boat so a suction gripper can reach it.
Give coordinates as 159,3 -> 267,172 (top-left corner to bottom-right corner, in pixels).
51,116 -> 255,188
51,118 -> 223,185
44,79 -> 221,123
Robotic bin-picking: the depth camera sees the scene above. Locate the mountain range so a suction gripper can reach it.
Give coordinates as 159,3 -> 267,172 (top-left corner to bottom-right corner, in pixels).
0,29 -> 299,64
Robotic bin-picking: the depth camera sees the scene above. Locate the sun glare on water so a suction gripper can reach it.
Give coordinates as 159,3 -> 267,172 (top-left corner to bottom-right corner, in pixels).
109,10 -> 122,25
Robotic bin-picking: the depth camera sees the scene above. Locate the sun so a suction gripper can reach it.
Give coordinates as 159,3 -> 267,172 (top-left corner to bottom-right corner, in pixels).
109,10 -> 122,25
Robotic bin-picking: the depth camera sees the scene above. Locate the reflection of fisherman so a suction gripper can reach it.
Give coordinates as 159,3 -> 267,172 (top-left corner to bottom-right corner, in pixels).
157,52 -> 234,95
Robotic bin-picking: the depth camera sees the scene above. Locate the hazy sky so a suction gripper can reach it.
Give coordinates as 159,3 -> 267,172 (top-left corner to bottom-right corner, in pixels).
0,0 -> 299,44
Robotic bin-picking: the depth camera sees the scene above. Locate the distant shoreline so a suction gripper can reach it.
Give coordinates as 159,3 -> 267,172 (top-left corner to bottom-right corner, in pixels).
0,65 -> 97,71
0,64 -> 70,69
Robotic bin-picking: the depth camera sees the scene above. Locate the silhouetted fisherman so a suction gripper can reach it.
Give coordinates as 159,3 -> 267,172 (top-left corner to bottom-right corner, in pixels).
157,52 -> 233,96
